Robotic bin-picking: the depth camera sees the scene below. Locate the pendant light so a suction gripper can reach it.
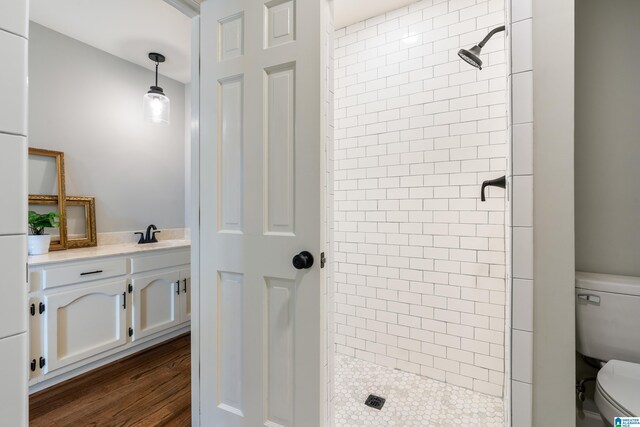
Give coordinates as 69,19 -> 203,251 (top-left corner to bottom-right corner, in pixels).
143,52 -> 170,125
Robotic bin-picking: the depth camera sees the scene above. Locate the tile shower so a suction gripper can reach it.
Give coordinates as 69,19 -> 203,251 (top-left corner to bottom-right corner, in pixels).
331,0 -> 509,423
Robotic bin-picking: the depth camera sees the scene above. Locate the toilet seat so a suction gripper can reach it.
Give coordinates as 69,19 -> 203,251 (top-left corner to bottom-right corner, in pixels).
595,360 -> 640,422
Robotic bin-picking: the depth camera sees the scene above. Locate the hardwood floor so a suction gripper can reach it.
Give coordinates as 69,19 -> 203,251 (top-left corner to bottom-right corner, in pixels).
30,335 -> 191,427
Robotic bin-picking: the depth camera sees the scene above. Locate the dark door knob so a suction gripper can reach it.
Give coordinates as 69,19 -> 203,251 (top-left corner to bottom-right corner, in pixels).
292,251 -> 314,270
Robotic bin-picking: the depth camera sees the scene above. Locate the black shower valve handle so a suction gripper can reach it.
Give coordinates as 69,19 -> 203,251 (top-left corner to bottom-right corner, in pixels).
480,175 -> 506,202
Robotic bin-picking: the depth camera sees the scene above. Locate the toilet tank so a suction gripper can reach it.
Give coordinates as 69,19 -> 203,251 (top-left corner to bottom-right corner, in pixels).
576,272 -> 640,363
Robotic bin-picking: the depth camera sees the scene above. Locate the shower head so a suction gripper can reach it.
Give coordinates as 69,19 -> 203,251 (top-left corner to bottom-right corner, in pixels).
458,25 -> 505,70
458,45 -> 483,69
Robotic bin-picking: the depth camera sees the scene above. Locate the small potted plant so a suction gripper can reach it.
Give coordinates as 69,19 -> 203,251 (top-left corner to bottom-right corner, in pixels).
28,211 -> 62,255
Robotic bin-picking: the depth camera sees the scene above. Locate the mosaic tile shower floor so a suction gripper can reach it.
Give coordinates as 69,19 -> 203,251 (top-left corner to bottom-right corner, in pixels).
333,354 -> 505,427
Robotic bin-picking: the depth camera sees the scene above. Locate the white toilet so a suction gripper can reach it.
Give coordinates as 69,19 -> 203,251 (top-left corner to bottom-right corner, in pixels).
576,272 -> 640,425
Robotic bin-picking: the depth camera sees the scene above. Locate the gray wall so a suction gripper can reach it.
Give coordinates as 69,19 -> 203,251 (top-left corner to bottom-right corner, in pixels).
29,22 -> 186,233
575,0 -> 640,277
532,0 -> 576,425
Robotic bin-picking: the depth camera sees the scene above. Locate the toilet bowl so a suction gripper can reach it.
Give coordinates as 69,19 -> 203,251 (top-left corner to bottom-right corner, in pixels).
594,360 -> 640,425
575,272 -> 640,426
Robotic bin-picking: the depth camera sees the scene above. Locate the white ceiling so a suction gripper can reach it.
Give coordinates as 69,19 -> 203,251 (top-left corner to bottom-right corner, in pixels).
29,0 -> 415,83
334,0 -> 419,29
30,0 -> 191,84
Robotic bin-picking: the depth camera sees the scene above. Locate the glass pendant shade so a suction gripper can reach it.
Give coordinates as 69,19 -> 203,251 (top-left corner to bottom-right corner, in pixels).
143,53 -> 170,125
143,90 -> 170,125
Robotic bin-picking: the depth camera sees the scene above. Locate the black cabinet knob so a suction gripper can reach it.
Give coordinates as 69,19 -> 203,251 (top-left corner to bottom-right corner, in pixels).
292,251 -> 314,270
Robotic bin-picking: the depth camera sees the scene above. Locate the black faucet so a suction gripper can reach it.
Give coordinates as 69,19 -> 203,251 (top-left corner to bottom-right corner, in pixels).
134,224 -> 161,244
480,176 -> 506,201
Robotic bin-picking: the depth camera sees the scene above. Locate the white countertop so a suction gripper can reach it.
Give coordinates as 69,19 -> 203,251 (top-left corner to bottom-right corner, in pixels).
28,240 -> 191,267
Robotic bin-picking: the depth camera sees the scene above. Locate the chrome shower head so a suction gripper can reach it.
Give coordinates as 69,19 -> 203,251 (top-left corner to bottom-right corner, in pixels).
458,45 -> 483,70
458,25 -> 505,70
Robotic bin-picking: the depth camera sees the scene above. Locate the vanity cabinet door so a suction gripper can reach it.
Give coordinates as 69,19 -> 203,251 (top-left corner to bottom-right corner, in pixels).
131,270 -> 181,341
178,268 -> 191,323
44,280 -> 128,373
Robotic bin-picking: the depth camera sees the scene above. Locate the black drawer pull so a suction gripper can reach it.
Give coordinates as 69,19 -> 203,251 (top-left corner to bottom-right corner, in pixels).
80,270 -> 104,276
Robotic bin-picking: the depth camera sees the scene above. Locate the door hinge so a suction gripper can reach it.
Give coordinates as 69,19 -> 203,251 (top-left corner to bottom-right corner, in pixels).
30,359 -> 36,372
39,302 -> 45,314
128,283 -> 133,293
320,252 -> 326,268
30,304 -> 35,316
129,327 -> 133,337
39,357 -> 46,369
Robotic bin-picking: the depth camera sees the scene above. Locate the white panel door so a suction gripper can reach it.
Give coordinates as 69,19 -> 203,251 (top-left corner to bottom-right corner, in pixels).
131,270 -> 181,341
44,280 -> 128,373
200,0 -> 327,425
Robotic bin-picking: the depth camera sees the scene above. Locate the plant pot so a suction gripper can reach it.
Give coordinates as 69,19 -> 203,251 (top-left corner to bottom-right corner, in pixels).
28,235 -> 51,256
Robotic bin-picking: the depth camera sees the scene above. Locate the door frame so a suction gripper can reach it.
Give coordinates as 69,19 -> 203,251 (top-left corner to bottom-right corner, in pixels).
158,1 -> 200,424
174,1 -> 525,426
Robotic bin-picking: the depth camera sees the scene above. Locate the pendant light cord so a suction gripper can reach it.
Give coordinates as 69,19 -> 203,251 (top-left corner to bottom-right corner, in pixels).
155,61 -> 159,87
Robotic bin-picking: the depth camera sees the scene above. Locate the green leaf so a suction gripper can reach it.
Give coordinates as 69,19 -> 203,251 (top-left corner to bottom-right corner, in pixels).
28,210 -> 62,235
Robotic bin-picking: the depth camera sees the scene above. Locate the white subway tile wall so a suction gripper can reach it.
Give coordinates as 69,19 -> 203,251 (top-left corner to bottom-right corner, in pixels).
0,1 -> 28,425
333,0 -> 507,397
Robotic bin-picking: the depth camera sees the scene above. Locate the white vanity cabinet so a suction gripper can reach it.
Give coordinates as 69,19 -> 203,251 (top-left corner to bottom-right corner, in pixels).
28,245 -> 190,391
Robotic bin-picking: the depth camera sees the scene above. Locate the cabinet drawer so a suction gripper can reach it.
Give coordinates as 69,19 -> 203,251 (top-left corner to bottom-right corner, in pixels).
130,249 -> 190,274
42,258 -> 127,289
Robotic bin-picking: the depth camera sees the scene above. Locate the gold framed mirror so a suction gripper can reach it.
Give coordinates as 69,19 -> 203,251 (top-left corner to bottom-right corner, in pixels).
28,148 -> 67,251
29,195 -> 97,249
66,196 -> 97,248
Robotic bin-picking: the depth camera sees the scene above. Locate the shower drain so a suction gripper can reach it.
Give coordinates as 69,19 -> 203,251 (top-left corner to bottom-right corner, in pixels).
364,394 -> 386,410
